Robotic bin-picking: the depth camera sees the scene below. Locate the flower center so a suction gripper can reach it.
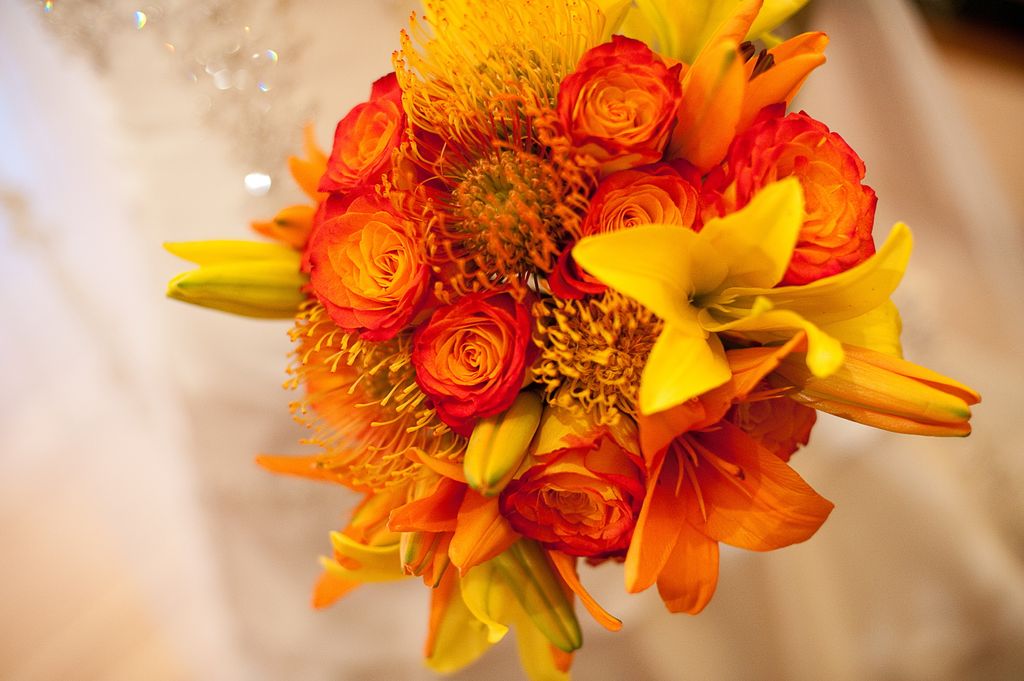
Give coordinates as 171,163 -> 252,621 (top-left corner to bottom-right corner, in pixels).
441,150 -> 567,290
533,291 -> 662,423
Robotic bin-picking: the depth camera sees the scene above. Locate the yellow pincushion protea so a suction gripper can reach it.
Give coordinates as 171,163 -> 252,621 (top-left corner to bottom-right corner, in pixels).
166,1 -> 979,678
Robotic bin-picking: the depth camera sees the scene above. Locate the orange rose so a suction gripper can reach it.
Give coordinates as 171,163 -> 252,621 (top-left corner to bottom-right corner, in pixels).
307,190 -> 430,340
412,290 -> 535,436
499,408 -> 645,558
728,392 -> 817,463
712,106 -> 877,285
557,36 -> 682,176
319,72 -> 405,193
551,163 -> 701,299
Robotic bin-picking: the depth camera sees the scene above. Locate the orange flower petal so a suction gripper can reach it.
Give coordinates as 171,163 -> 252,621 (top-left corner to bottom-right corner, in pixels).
638,381 -> 734,463
289,123 -> 328,201
655,524 -> 719,614
624,454 -> 684,593
449,491 -> 518,573
739,32 -> 828,132
311,569 -> 360,609
725,332 -> 807,399
668,38 -> 746,171
689,423 -> 834,551
388,477 -> 464,534
548,551 -> 623,632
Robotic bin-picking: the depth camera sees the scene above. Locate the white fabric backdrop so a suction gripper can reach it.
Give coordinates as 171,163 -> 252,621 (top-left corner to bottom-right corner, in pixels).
1,1 -> 1022,679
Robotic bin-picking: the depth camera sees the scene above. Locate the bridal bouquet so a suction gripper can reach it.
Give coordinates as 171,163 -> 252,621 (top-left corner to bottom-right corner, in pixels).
167,0 -> 979,677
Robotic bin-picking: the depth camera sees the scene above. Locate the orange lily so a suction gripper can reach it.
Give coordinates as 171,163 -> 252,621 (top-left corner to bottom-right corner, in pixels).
667,0 -> 828,171
629,335 -> 833,614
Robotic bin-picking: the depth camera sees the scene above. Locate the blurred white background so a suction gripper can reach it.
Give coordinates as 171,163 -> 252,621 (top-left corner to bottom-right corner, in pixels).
1,1 -> 1023,679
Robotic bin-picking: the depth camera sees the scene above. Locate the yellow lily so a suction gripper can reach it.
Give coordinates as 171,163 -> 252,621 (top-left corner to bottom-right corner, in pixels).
618,0 -> 809,64
573,178 -> 912,415
165,240 -> 307,318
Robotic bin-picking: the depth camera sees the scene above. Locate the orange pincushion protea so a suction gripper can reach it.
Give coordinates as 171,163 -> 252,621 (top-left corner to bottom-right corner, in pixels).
166,1 -> 980,678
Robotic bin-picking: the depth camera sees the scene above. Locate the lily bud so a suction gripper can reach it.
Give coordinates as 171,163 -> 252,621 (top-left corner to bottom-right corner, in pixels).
491,540 -> 583,653
773,344 -> 980,436
464,391 -> 543,497
165,240 -> 307,318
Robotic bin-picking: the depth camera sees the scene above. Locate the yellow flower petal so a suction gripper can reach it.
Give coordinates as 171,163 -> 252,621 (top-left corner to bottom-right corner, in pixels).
511,606 -> 572,681
700,302 -> 845,378
163,239 -> 297,265
425,573 -> 494,674
720,223 -> 914,327
640,323 -> 731,414
460,562 -> 512,643
698,177 -> 804,290
165,240 -> 307,318
573,224 -> 719,327
748,0 -> 811,39
821,300 -> 903,358
320,532 -> 404,583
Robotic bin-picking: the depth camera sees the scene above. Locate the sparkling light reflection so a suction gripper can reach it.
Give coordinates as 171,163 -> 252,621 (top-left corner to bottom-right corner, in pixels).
134,11 -> 147,30
244,172 -> 272,196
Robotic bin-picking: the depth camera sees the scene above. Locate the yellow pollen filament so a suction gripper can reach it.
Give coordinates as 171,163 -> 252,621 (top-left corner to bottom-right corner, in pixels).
534,291 -> 663,423
288,303 -> 464,490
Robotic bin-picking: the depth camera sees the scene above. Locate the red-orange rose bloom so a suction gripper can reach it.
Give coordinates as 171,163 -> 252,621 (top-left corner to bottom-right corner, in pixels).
500,409 -> 645,557
721,106 -> 877,285
307,190 -> 429,340
319,72 -> 405,193
412,291 -> 534,436
551,163 -> 702,298
557,36 -> 682,175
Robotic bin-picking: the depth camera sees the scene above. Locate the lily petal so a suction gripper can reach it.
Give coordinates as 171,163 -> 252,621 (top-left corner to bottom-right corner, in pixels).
820,299 -> 903,358
688,423 -> 834,551
426,570 -> 494,673
655,524 -> 720,614
449,491 -> 518,573
549,551 -> 623,632
574,224 -> 714,328
701,303 -> 845,378
640,323 -> 731,414
721,223 -> 913,327
774,345 -> 979,436
698,177 -> 804,291
669,38 -> 746,171
739,32 -> 828,132
460,562 -> 512,643
322,532 -> 405,582
625,453 -> 683,593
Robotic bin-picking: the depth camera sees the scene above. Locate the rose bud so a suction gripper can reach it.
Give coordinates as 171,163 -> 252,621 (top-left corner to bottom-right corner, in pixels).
307,189 -> 430,340
716,106 -> 878,285
319,72 -> 405,193
412,290 -> 536,436
557,36 -> 682,176
499,406 -> 645,558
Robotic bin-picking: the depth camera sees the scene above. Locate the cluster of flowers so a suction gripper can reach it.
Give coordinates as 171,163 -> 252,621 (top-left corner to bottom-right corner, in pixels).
167,1 -> 979,677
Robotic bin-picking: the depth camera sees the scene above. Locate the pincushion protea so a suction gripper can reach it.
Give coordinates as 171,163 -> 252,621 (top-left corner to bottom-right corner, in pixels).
166,1 -> 979,678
